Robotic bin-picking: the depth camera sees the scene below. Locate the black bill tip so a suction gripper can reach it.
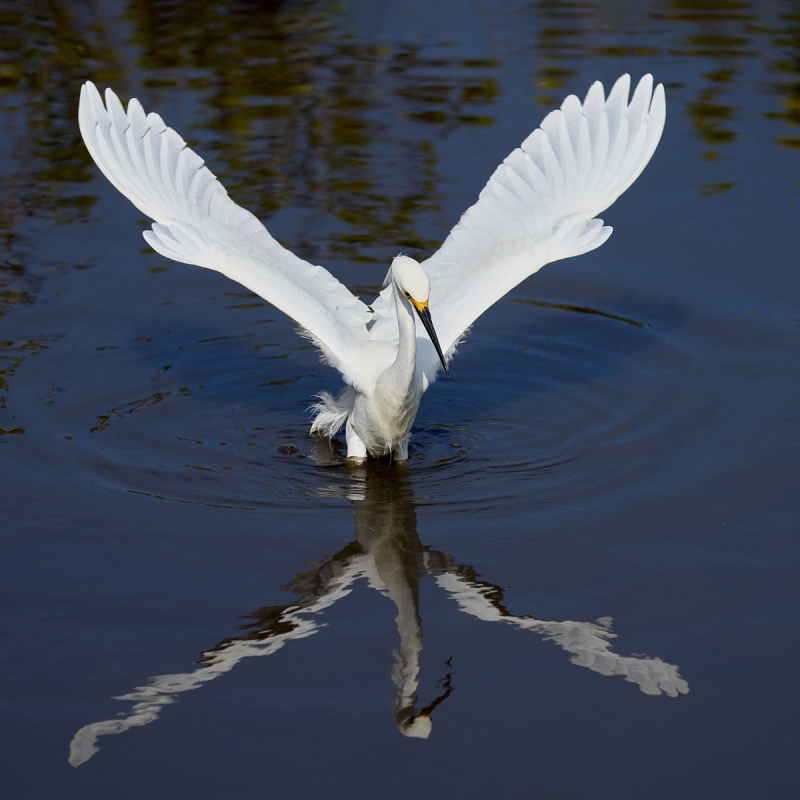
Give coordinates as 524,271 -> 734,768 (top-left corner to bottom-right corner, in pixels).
415,304 -> 449,376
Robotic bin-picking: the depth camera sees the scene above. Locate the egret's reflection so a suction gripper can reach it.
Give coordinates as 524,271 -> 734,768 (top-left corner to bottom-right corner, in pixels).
69,462 -> 687,766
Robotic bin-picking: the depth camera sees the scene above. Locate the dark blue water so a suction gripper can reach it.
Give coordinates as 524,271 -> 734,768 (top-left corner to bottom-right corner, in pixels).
2,1 -> 799,798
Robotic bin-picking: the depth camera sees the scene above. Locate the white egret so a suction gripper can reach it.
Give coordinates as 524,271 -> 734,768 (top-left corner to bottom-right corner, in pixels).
78,74 -> 665,460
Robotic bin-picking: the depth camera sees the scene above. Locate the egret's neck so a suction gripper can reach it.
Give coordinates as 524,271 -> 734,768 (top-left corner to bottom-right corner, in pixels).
378,281 -> 418,399
392,282 -> 418,376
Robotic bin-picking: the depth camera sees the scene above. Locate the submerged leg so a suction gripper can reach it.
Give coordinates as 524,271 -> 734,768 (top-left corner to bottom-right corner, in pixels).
345,418 -> 368,461
393,437 -> 410,462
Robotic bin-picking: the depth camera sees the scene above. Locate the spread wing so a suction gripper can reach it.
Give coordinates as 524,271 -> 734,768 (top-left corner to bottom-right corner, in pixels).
78,82 -> 370,379
423,73 -> 666,359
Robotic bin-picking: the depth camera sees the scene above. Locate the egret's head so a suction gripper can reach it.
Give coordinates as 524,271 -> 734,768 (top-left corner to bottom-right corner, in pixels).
389,254 -> 448,376
401,713 -> 433,739
390,255 -> 430,303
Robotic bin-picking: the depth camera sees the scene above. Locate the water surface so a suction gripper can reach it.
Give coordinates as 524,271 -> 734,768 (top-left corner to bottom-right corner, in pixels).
1,1 -> 799,798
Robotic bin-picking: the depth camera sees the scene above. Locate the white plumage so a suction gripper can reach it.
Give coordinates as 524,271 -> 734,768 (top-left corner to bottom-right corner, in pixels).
78,74 -> 665,460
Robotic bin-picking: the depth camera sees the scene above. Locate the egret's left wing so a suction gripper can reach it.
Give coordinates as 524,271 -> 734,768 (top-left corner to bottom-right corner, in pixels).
78,82 -> 370,381
436,570 -> 688,697
423,74 -> 666,361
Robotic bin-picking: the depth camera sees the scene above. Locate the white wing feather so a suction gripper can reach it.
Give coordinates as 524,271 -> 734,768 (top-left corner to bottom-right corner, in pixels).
370,74 -> 665,380
78,82 -> 370,377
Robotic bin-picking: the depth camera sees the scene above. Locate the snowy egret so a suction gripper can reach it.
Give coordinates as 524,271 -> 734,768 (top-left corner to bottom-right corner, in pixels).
78,74 -> 665,460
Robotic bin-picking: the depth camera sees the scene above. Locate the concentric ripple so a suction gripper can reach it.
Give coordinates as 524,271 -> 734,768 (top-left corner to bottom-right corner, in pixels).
18,295 -> 706,540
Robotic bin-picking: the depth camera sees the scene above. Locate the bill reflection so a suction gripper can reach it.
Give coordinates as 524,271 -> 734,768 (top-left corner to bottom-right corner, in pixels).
69,464 -> 687,766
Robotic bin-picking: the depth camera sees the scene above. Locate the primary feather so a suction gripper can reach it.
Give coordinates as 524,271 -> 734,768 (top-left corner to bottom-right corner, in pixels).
78,74 -> 665,459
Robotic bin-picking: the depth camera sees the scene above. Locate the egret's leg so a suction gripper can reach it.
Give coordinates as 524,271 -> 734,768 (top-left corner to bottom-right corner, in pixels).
393,437 -> 409,462
345,418 -> 368,460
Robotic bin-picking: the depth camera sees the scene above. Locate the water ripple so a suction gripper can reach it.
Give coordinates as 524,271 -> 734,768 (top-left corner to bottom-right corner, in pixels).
38,297 -> 704,533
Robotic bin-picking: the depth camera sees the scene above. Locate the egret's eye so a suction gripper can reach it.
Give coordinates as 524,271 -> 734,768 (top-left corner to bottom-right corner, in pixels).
404,291 -> 411,299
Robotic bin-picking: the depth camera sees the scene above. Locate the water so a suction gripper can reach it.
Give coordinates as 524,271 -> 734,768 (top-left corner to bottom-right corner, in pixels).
1,1 -> 799,797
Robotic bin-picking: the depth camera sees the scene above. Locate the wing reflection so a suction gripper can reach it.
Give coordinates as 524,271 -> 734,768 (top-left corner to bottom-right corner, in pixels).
69,463 -> 687,766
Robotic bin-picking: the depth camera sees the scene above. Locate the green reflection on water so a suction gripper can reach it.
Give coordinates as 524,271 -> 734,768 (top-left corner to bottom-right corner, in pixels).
530,0 -> 800,161
91,388 -> 194,433
113,1 -> 504,265
1,0 -> 799,254
509,298 -> 648,328
0,336 -> 46,418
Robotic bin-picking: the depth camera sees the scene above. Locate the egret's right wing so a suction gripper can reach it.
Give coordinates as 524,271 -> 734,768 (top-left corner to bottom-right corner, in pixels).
69,550 -> 368,767
424,74 -> 666,358
78,82 -> 370,381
